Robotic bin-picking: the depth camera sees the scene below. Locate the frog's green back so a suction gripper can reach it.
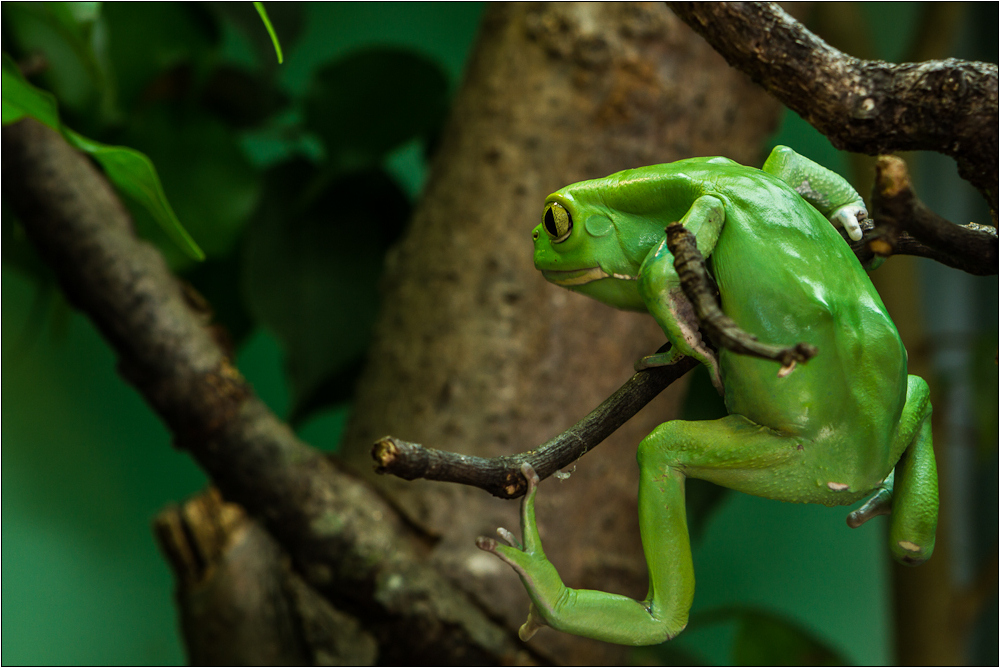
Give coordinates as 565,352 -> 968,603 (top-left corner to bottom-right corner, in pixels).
706,165 -> 907,478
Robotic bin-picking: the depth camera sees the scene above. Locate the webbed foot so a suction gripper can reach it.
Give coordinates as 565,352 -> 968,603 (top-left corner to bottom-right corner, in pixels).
635,349 -> 684,372
829,204 -> 868,241
476,463 -> 566,641
847,471 -> 894,528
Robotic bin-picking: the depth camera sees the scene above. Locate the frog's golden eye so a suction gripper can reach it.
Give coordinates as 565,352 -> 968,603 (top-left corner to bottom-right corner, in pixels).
543,202 -> 573,243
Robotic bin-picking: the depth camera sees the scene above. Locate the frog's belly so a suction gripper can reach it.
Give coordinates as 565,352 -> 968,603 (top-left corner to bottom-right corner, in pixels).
717,333 -> 906,503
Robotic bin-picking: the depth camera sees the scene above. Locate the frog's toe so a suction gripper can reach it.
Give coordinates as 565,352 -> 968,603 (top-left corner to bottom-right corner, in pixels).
518,603 -> 548,641
476,535 -> 499,553
830,204 -> 867,241
477,534 -> 524,569
520,462 -> 540,489
891,538 -> 934,566
497,526 -> 523,550
846,486 -> 893,528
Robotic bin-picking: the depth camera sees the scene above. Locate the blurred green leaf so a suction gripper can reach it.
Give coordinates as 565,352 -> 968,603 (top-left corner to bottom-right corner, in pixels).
182,249 -> 255,347
200,65 -> 289,129
243,163 -> 409,422
731,610 -> 846,666
2,200 -> 54,285
971,331 -> 999,460
1,53 -> 204,261
1,52 -> 61,127
253,2 -> 283,64
120,106 -> 259,266
303,48 -> 449,167
102,2 -> 218,111
2,2 -> 111,122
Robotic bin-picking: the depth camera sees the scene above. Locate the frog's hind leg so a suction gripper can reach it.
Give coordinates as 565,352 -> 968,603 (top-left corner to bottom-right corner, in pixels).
887,375 -> 937,565
846,375 -> 936,565
634,414 -> 807,643
478,413 -> 804,646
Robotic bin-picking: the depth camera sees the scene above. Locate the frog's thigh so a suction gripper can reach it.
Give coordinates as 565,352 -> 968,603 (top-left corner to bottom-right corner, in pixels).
635,415 -> 801,630
638,414 -> 802,499
888,375 -> 937,565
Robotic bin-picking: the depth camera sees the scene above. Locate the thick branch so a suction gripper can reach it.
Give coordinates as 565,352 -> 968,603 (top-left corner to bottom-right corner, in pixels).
2,119 -> 529,665
154,489 -> 378,665
866,156 -> 998,275
667,2 -> 999,218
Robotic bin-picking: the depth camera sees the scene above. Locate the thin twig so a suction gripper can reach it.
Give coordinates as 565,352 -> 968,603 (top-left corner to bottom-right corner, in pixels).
373,349 -> 698,498
666,222 -> 818,373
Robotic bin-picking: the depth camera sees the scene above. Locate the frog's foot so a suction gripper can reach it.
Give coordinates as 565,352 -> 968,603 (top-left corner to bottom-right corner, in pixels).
829,204 -> 868,241
635,348 -> 685,372
519,603 -> 547,641
847,471 -> 894,528
475,535 -> 553,640
476,464 -> 565,641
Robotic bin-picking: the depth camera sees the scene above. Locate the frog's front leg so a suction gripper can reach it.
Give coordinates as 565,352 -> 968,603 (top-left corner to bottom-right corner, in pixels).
637,195 -> 725,392
762,145 -> 868,240
477,464 -> 687,645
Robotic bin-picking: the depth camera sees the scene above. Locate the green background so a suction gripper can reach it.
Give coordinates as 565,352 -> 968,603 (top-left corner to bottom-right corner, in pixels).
2,3 -> 996,665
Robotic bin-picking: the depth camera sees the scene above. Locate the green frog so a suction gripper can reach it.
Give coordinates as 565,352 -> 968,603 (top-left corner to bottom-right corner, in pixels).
477,146 -> 937,645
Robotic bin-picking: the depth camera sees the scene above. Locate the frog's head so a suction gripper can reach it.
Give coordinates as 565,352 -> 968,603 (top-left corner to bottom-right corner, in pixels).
532,190 -> 656,312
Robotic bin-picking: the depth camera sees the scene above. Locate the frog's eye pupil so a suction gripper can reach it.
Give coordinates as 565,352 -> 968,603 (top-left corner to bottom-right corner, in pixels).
543,203 -> 573,242
544,208 -> 558,237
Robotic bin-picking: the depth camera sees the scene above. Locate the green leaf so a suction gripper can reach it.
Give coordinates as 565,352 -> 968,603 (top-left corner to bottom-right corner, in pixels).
63,128 -> 204,261
253,2 -> 284,64
1,53 -> 61,129
2,2 -> 112,121
1,52 -> 204,261
303,48 -> 449,167
118,107 -> 260,266
101,2 -> 218,111
243,164 -> 409,423
731,610 -> 847,666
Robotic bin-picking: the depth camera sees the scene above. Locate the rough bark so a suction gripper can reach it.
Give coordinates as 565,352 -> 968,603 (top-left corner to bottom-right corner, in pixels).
338,3 -> 784,664
154,489 -> 378,665
667,1 -> 999,222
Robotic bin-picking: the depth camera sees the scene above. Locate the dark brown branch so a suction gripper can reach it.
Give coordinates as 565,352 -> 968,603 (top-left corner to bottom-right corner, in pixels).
373,350 -> 698,498
2,119 -> 529,665
667,2 -> 999,219
865,155 -> 998,275
849,224 -> 998,276
666,222 -> 818,372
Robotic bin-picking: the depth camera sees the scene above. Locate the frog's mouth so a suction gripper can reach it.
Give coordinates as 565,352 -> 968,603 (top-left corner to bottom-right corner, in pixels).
542,266 -> 635,286
541,266 -> 608,286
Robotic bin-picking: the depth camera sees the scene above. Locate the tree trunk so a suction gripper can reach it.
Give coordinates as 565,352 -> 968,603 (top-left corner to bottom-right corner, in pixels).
339,3 -> 782,663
